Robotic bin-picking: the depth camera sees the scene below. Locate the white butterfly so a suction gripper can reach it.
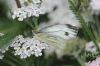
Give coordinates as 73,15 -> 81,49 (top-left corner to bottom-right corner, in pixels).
35,24 -> 80,58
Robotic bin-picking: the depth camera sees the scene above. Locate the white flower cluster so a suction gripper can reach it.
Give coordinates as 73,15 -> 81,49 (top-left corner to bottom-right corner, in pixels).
85,41 -> 96,53
85,41 -> 97,53
10,35 -> 48,59
85,41 -> 100,53
12,4 -> 44,21
90,0 -> 100,15
39,0 -> 80,29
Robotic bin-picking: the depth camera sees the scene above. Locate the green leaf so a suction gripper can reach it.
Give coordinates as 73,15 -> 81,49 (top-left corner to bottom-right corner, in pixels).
0,20 -> 27,51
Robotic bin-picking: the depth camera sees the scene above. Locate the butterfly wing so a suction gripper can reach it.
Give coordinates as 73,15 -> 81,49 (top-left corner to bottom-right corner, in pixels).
39,24 -> 78,39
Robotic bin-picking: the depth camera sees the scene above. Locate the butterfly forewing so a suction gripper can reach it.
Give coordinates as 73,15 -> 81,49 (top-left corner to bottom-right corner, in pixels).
39,24 -> 79,39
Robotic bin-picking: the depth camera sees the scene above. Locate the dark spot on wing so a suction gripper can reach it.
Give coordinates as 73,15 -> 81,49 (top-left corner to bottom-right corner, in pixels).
53,6 -> 58,11
65,32 -> 69,35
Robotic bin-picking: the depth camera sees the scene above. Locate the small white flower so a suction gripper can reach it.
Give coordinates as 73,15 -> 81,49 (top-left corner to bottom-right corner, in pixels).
34,49 -> 42,57
0,33 -> 4,36
12,15 -> 16,19
39,0 -> 80,29
18,18 -> 24,21
0,55 -> 4,59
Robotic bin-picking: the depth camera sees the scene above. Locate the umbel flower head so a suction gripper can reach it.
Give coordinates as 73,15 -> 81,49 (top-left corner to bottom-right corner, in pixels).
85,41 -> 97,53
39,0 -> 80,29
90,0 -> 100,15
12,0 -> 45,21
10,35 -> 48,59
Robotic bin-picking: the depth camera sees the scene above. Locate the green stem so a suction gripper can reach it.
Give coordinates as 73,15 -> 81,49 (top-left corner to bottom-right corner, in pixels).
25,19 -> 34,29
32,17 -> 39,32
77,12 -> 100,54
73,51 -> 85,66
76,57 -> 85,66
93,15 -> 100,37
69,0 -> 100,54
2,59 -> 17,66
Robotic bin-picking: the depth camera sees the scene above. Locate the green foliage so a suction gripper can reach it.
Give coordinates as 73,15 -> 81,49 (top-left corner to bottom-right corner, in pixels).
0,20 -> 28,50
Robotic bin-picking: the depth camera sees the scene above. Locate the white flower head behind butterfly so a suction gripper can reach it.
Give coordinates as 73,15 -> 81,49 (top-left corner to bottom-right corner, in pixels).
40,0 -> 80,28
89,0 -> 100,15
